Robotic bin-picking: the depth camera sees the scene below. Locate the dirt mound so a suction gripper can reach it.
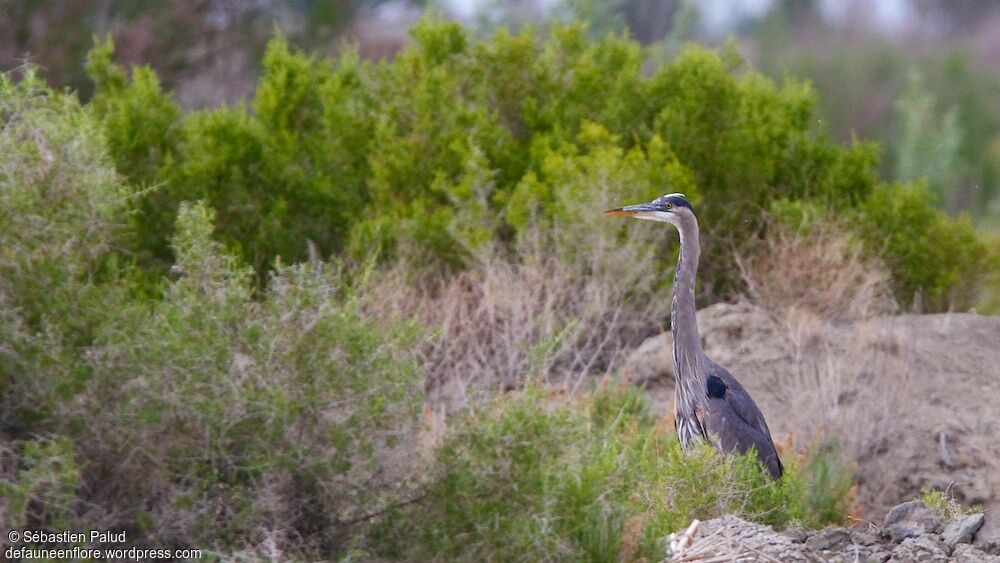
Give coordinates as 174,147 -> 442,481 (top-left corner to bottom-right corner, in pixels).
665,500 -> 998,561
624,302 -> 1000,539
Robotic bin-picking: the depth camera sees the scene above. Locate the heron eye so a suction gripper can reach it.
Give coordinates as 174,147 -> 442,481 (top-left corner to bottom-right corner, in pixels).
664,203 -> 673,209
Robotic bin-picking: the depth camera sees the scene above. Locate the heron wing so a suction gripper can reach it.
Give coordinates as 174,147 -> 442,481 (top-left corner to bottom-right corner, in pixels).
708,363 -> 775,442
703,394 -> 784,479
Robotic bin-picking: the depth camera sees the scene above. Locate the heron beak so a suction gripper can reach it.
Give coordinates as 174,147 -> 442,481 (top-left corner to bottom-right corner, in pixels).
603,202 -> 661,217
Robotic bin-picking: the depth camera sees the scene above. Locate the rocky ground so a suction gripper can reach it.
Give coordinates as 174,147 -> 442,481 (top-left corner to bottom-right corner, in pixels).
665,500 -> 998,561
622,302 -> 1000,548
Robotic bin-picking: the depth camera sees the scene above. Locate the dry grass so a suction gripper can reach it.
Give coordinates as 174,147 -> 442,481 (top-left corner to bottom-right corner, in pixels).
771,310 -> 914,460
736,221 -> 897,322
364,230 -> 671,409
729,222 -> 910,469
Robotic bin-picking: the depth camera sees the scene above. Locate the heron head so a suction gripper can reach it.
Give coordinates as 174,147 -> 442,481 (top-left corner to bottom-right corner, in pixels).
603,193 -> 694,225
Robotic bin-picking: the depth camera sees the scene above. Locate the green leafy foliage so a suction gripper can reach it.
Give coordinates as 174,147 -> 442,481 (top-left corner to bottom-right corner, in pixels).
84,17 -> 990,308
86,37 -> 183,271
88,34 -> 363,276
1,74 -> 423,556
373,383 -> 847,561
507,122 -> 695,264
73,203 -> 423,551
919,488 -> 983,522
854,184 -> 987,311
0,436 -> 81,531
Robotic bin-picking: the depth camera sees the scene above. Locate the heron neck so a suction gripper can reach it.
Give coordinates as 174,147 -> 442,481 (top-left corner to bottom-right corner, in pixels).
671,215 -> 704,385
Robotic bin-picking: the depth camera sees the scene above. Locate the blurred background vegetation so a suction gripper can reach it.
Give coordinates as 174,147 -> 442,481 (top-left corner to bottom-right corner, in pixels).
3,0 -> 997,300
4,0 -> 999,222
1,0 -> 997,559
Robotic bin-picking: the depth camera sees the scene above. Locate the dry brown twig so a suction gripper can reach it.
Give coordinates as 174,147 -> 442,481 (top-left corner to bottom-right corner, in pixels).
667,522 -> 785,563
668,518 -> 701,557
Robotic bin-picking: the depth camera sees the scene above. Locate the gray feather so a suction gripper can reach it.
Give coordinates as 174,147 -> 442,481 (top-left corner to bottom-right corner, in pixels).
703,366 -> 783,479
708,363 -> 776,444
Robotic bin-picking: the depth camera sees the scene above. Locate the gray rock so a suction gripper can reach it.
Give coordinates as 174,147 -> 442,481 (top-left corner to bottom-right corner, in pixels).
816,549 -> 890,563
814,530 -> 892,563
782,527 -> 809,543
687,515 -> 814,562
806,527 -> 852,552
952,544 -> 1000,562
621,332 -> 673,387
974,534 -> 1000,556
942,513 -> 987,549
884,501 -> 930,526
663,510 -> 992,563
883,501 -> 943,543
816,544 -> 892,563
852,531 -> 883,546
889,535 -> 948,562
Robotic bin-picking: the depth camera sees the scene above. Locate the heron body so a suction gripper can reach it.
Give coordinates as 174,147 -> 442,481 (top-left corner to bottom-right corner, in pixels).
605,194 -> 783,479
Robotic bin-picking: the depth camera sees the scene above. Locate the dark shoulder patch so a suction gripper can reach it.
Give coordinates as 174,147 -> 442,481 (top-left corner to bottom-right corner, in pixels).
706,374 -> 727,399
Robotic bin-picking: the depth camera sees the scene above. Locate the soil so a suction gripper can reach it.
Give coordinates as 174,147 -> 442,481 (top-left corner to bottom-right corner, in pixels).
623,302 -> 1000,542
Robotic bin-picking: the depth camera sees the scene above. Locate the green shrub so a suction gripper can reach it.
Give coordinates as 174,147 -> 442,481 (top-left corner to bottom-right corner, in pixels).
0,72 -> 426,554
86,37 -> 182,184
87,34 -> 368,277
84,17 -> 991,309
0,436 -> 81,531
0,68 -> 130,430
504,122 -> 695,295
86,38 -> 183,270
372,383 -> 847,561
854,183 -> 987,310
59,202 -> 424,554
919,488 -> 983,522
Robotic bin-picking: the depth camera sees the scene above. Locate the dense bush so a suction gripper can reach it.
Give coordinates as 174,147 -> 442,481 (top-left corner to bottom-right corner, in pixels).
854,183 -> 986,311
371,384 -> 849,561
87,36 -> 358,276
85,17 -> 990,309
0,75 -> 423,556
0,69 -> 129,425
77,203 -> 423,553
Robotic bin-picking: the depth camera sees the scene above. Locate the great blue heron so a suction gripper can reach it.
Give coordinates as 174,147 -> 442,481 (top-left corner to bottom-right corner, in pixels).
605,193 -> 783,479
